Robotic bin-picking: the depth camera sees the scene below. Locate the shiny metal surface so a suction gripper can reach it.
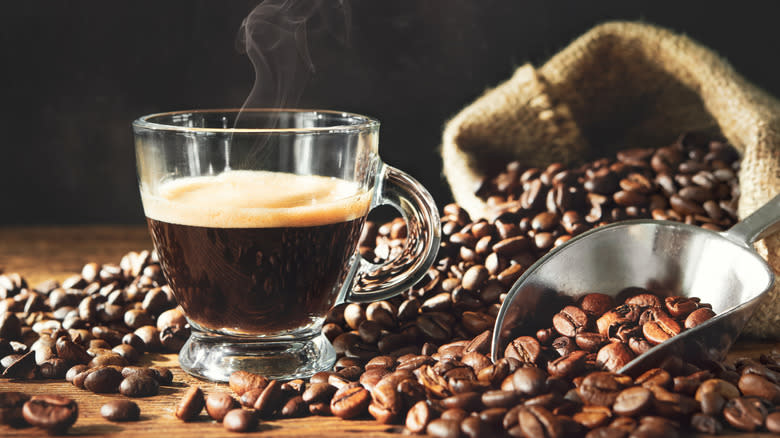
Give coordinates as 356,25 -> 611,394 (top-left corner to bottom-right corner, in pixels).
492,194 -> 780,376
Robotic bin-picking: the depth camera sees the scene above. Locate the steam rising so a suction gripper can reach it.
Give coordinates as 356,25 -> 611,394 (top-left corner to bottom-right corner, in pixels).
236,0 -> 351,119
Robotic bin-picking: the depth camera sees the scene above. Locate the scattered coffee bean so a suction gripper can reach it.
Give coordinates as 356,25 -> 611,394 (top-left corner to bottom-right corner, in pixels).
206,392 -> 239,422
175,385 -> 205,421
223,408 -> 257,433
22,395 -> 78,434
119,374 -> 160,397
101,400 -> 140,422
84,366 -> 123,393
229,370 -> 269,396
331,384 -> 370,419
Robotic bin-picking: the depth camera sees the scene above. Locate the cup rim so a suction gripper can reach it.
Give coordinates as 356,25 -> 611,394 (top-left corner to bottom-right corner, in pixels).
132,108 -> 380,134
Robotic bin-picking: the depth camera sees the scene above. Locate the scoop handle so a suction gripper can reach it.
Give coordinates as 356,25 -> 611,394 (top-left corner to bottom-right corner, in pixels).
722,193 -> 780,245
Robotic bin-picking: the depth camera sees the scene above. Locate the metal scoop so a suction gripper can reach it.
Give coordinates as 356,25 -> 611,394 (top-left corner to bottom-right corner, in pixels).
492,194 -> 780,377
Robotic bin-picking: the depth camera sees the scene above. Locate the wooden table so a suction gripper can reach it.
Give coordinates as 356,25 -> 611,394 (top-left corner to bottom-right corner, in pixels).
1,226 -> 778,437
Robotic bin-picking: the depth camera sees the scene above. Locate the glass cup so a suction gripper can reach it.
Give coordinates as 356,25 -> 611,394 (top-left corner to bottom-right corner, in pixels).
133,109 -> 440,382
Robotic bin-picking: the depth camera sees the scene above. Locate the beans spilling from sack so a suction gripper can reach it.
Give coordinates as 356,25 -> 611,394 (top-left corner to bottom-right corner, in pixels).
4,132 -> 780,436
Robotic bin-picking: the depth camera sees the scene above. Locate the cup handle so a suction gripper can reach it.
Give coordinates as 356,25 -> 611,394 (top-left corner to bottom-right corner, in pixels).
343,163 -> 441,303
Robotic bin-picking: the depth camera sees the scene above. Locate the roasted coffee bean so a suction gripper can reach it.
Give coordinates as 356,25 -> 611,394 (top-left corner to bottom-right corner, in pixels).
240,388 -> 263,408
612,386 -> 652,416
650,384 -> 698,417
426,418 -> 462,438
635,368 -> 671,389
229,370 -> 269,396
548,350 -> 587,378
481,389 -> 522,409
111,344 -> 139,363
738,373 -> 780,403
672,370 -> 712,396
573,405 -> 612,429
101,400 -> 140,422
441,391 -> 482,412
512,367 -> 548,397
89,351 -> 128,368
477,361 -> 510,387
664,296 -> 698,318
176,385 -> 205,421
65,364 -> 88,385
119,374 -> 160,397
596,342 -> 634,373
695,378 -> 740,402
575,332 -> 607,352
253,380 -> 283,417
281,379 -> 305,395
124,308 -> 154,330
281,395 -> 307,418
578,372 -> 626,406
343,303 -> 365,330
328,373 -> 352,390
134,326 -> 161,352
302,382 -> 337,403
553,306 -> 589,337
723,397 -> 767,432
311,371 -> 336,384
121,365 -> 157,380
518,405 -> 564,438
330,384 -> 370,419
84,366 -> 123,393
461,351 -> 491,374
417,313 -> 452,343
22,395 -> 78,434
321,323 -> 343,342
223,409 -> 257,433
684,307 -> 715,329
551,336 -> 576,357
624,293 -> 662,308
505,336 -> 541,364
461,265 -> 489,292
406,400 -> 435,434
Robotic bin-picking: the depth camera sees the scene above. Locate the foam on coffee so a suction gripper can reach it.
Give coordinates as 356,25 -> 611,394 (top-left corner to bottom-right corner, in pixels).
142,170 -> 371,228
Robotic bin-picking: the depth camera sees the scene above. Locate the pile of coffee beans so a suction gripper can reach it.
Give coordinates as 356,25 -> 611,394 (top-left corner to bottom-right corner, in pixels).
0,251 -> 183,432
504,291 -> 717,377
474,131 -> 740,232
4,131 -> 780,436
187,288 -> 777,436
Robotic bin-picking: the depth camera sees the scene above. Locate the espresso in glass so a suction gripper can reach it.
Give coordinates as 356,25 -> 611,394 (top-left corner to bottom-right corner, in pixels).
134,109 -> 440,382
142,170 -> 370,336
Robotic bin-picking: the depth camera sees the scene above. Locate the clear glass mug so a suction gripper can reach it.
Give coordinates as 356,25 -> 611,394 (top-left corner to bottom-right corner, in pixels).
133,109 -> 440,382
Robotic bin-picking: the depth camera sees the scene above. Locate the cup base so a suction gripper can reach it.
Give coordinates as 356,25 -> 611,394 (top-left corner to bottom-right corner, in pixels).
177,331 -> 336,382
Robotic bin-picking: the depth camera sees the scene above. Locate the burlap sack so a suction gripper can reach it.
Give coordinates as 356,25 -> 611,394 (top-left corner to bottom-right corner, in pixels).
441,21 -> 780,339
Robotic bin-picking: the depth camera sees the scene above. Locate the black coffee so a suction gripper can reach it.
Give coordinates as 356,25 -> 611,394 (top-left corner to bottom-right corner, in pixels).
143,170 -> 371,334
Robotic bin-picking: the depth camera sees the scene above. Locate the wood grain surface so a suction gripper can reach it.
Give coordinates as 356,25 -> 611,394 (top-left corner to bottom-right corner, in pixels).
1,226 -> 778,437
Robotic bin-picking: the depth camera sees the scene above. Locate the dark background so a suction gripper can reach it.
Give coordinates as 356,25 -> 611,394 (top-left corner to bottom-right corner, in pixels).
2,1 -> 779,225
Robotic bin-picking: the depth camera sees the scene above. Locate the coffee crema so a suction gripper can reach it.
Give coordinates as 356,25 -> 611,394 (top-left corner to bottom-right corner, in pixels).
143,171 -> 371,335
142,170 -> 371,228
